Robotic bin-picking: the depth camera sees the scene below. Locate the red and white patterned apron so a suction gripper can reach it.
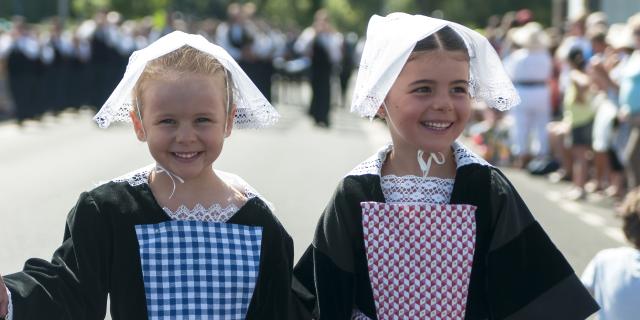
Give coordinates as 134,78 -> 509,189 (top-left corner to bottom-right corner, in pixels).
358,202 -> 477,320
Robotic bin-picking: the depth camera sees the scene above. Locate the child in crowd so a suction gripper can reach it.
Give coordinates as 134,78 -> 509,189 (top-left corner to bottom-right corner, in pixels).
293,13 -> 598,320
0,31 -> 294,319
564,47 -> 596,200
581,187 -> 640,320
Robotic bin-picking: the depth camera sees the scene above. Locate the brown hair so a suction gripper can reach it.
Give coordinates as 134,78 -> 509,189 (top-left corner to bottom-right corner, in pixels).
620,188 -> 640,249
413,26 -> 469,61
133,45 -> 232,114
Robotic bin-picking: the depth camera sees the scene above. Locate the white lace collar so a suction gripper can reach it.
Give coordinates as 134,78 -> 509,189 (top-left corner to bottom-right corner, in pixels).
347,141 -> 491,177
162,202 -> 241,223
106,164 -> 273,211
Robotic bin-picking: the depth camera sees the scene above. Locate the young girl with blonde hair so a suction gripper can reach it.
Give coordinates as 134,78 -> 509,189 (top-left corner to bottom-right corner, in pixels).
0,31 -> 294,320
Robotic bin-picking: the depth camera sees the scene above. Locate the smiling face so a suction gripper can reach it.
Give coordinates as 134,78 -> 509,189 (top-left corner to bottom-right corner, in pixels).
132,72 -> 234,182
381,49 -> 471,155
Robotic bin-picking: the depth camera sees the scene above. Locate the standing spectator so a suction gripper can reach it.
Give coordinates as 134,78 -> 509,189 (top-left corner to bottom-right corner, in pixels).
0,25 -> 14,118
6,16 -> 41,123
248,11 -> 278,102
581,187 -> 640,320
68,22 -> 92,109
589,57 -> 626,199
564,47 -> 596,200
339,32 -> 358,108
40,17 -> 73,114
294,9 -> 342,127
556,13 -> 592,105
216,3 -> 248,62
618,13 -> 640,190
504,22 -> 553,168
587,26 -> 615,193
88,11 -> 116,109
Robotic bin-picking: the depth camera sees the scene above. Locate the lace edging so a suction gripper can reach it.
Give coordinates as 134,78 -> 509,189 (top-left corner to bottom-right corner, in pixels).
163,202 -> 240,223
97,165 -> 274,211
347,141 -> 491,177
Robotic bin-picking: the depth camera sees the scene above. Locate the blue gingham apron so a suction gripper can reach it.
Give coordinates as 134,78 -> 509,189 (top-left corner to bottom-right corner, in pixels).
135,220 -> 262,319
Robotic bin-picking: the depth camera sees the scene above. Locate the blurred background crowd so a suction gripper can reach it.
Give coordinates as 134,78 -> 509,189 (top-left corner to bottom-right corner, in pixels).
472,8 -> 640,207
1,0 -> 639,206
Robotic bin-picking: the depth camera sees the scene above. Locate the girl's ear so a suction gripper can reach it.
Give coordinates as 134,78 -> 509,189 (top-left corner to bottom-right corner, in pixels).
130,110 -> 146,142
376,105 -> 386,119
224,104 -> 237,138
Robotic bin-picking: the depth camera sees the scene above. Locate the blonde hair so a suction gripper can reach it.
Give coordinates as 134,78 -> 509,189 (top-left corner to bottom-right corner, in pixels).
620,188 -> 640,249
133,45 -> 232,114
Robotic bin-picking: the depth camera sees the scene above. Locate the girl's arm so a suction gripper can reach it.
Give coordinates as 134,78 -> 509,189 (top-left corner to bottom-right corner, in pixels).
485,169 -> 599,319
244,216 -> 297,319
294,178 -> 364,320
2,192 -> 111,319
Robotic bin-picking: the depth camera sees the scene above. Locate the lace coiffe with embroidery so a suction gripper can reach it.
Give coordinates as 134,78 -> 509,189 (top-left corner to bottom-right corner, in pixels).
351,12 -> 520,119
93,31 -> 279,129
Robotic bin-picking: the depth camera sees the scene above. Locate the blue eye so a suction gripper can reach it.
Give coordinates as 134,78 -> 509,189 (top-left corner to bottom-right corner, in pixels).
451,86 -> 469,94
195,117 -> 212,123
159,119 -> 176,125
413,86 -> 432,93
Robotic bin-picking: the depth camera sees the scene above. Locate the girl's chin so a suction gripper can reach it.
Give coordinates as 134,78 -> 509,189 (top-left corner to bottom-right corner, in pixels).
414,142 -> 453,153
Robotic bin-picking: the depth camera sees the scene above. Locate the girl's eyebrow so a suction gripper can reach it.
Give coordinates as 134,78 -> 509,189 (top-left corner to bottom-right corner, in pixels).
409,79 -> 469,86
150,112 -> 174,118
194,111 -> 218,116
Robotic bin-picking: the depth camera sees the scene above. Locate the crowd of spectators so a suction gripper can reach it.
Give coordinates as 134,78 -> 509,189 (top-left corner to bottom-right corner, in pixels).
0,4 -> 359,125
469,9 -> 640,206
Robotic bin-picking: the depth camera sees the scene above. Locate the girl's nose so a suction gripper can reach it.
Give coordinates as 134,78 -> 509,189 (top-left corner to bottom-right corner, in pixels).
175,124 -> 197,143
431,92 -> 454,111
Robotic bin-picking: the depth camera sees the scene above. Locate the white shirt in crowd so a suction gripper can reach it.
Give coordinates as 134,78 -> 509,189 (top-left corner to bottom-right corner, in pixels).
581,246 -> 640,320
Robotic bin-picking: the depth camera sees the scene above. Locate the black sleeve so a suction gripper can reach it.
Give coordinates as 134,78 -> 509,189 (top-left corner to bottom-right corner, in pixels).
3,192 -> 111,320
294,177 -> 369,320
485,169 -> 599,319
247,227 -> 294,320
232,201 -> 301,320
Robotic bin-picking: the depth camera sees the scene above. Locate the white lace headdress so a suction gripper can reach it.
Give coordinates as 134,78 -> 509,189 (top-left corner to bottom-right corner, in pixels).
351,12 -> 520,118
93,30 -> 279,129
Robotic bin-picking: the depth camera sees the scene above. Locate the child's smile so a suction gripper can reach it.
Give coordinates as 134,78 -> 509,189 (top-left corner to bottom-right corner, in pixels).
383,50 -> 471,156
172,151 -> 203,161
133,72 -> 233,183
419,120 -> 454,132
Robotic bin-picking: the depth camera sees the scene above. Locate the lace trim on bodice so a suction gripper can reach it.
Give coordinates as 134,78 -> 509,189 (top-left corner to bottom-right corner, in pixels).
162,203 -> 241,223
347,141 -> 490,177
107,164 -> 269,222
381,175 -> 454,204
111,163 -> 155,187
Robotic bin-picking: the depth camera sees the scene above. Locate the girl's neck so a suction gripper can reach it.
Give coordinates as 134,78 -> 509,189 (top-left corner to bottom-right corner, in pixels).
149,168 -> 246,210
382,143 -> 457,178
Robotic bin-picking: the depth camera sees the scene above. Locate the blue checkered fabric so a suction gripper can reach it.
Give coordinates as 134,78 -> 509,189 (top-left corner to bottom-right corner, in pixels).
135,220 -> 263,319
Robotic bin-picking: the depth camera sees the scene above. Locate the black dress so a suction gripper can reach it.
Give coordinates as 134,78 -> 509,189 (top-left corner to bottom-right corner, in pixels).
293,144 -> 599,320
4,169 -> 296,320
309,35 -> 332,127
6,37 -> 40,121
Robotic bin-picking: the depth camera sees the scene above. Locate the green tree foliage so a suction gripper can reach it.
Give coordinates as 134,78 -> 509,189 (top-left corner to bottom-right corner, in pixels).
0,0 -> 553,34
1,0 -> 57,22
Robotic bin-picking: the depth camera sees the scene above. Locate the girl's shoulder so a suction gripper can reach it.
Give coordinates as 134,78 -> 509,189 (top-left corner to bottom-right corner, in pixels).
215,169 -> 275,212
100,164 -> 155,189
345,144 -> 391,177
82,164 -> 157,210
